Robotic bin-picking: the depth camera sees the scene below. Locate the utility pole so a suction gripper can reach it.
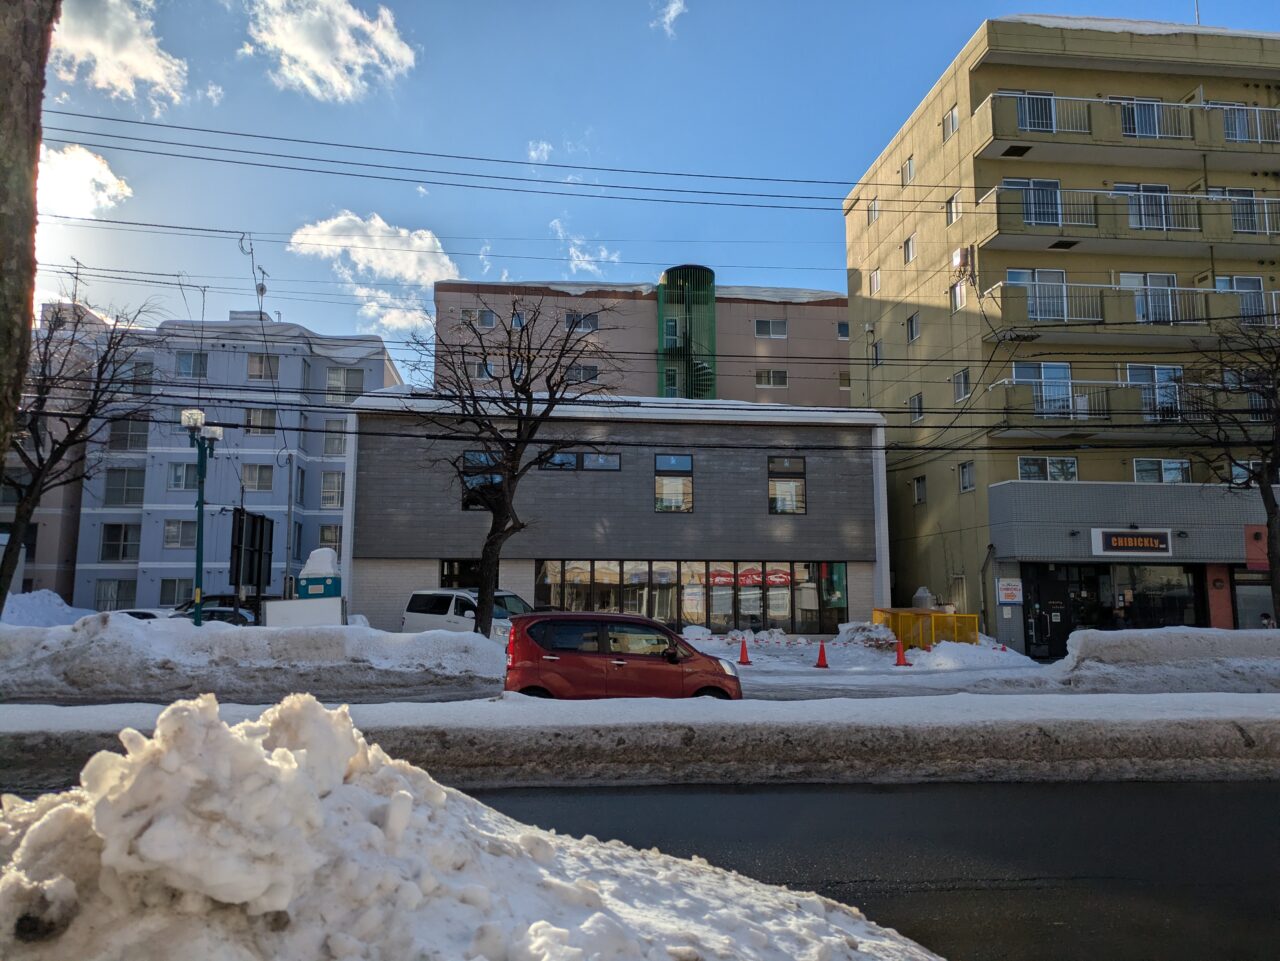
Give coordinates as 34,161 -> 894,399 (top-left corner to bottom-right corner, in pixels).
284,450 -> 295,598
182,409 -> 222,626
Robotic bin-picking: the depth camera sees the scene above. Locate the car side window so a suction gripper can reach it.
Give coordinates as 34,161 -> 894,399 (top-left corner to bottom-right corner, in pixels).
548,622 -> 601,652
607,623 -> 673,657
454,597 -> 477,617
407,594 -> 452,616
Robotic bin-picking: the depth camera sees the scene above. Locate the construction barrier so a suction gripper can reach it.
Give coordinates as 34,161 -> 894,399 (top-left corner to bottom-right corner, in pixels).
872,608 -> 980,650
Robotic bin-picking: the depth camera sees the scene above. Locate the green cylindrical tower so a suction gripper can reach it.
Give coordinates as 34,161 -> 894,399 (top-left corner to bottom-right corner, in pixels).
656,264 -> 716,399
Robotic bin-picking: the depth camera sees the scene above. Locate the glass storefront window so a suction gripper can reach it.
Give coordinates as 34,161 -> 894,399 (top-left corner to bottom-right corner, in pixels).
1111,564 -> 1198,629
818,562 -> 848,633
535,560 -> 562,610
1233,571 -> 1272,629
738,562 -> 763,632
652,561 -> 678,626
681,561 -> 707,629
564,561 -> 591,612
709,562 -> 734,633
793,562 -> 820,635
592,561 -> 621,613
766,561 -> 792,630
622,561 -> 649,616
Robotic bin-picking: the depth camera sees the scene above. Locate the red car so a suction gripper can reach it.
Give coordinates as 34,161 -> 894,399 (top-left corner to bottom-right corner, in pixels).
504,612 -> 742,700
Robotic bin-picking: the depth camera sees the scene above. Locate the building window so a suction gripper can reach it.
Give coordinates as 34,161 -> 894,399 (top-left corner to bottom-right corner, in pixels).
901,155 -> 915,186
104,468 -> 146,506
907,311 -> 921,343
655,455 -> 693,513
247,353 -> 279,380
1135,458 -> 1191,484
582,453 -> 621,470
244,408 -> 277,435
953,368 -> 971,402
565,312 -> 599,333
913,475 -> 927,504
755,318 -> 788,339
867,197 -> 880,224
168,463 -> 198,491
909,393 -> 924,421
176,351 -> 208,378
1018,456 -> 1078,481
243,464 -> 274,492
946,192 -> 961,225
326,367 -> 365,404
540,452 -> 578,471
129,361 -> 153,395
511,311 -> 525,329
108,416 -> 149,451
870,268 -> 881,294
837,321 -> 849,340
95,579 -> 136,611
767,456 -> 806,514
872,341 -> 883,366
162,519 -> 197,549
0,522 -> 37,562
323,418 -> 347,455
567,364 -> 599,383
319,524 -> 342,555
321,471 -> 345,507
950,281 -> 967,312
159,578 -> 193,607
100,523 -> 141,562
461,451 -> 502,510
903,233 -> 917,264
465,360 -> 495,381
958,460 -> 975,492
838,370 -> 851,390
293,521 -> 303,561
943,103 -> 959,141
755,369 -> 788,388
296,467 -> 305,503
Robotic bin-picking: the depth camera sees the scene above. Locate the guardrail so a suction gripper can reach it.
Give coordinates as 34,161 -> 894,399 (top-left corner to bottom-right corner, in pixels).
985,93 -> 1280,144
985,282 -> 1280,329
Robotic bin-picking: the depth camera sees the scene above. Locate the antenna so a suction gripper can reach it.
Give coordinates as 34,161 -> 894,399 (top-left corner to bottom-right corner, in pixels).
1195,1 -> 1201,24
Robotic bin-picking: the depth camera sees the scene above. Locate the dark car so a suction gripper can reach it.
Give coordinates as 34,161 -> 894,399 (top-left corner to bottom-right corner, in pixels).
169,607 -> 256,626
504,612 -> 742,700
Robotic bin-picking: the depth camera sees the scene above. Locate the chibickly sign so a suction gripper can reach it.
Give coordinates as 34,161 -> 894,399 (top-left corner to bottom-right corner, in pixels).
1090,528 -> 1172,558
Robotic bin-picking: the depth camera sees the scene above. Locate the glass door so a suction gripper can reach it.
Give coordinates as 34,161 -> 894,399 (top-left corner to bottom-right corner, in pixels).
1128,364 -> 1183,420
1122,272 -> 1177,323
1008,268 -> 1067,321
1004,178 -> 1061,226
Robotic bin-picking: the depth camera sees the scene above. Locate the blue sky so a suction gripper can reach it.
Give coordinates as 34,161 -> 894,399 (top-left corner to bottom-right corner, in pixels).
35,0 -> 1280,357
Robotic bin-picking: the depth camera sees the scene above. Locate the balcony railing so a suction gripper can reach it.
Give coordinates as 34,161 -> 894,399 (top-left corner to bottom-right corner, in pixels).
992,379 -> 1113,420
984,283 -> 1280,328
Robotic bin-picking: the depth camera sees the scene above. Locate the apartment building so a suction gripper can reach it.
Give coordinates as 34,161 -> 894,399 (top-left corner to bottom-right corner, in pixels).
844,15 -> 1280,655
434,268 -> 851,405
72,311 -> 401,611
344,392 -> 888,634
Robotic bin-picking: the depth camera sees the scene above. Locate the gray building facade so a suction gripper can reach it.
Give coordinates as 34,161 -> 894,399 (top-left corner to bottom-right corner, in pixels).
345,395 -> 889,634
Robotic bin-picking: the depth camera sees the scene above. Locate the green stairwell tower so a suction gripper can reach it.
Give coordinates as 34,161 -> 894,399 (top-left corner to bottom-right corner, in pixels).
656,265 -> 717,399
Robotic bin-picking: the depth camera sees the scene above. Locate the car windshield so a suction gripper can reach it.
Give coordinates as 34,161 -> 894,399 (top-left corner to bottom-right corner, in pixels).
496,593 -> 533,615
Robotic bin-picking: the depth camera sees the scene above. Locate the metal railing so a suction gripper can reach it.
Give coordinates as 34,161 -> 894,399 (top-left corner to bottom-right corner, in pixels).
1007,93 -> 1092,134
1118,101 -> 1191,139
986,283 -> 1280,327
994,379 -> 1114,420
1221,105 -> 1280,144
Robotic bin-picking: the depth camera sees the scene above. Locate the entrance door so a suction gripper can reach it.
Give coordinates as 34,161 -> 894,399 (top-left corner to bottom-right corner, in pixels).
1024,565 -> 1072,659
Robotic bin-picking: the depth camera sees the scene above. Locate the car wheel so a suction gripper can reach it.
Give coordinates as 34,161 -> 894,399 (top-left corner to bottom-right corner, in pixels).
692,687 -> 730,699
519,687 -> 553,699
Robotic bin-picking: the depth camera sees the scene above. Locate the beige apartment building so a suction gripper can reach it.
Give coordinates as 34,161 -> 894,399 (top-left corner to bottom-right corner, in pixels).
433,270 -> 850,405
845,15 -> 1280,655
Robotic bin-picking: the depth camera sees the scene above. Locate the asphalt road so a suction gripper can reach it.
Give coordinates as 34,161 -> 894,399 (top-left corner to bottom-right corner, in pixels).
473,781 -> 1280,961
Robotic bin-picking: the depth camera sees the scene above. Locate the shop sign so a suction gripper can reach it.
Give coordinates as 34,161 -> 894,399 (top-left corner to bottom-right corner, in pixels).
996,577 -> 1023,605
1091,528 -> 1172,557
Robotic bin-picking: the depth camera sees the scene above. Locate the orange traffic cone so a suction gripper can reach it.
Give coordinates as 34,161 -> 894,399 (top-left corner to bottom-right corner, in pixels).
737,638 -> 752,666
814,641 -> 829,669
1000,644 -> 1007,652
895,639 -> 912,667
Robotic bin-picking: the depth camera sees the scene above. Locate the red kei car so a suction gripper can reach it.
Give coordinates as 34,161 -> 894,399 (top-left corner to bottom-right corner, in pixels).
504,612 -> 742,700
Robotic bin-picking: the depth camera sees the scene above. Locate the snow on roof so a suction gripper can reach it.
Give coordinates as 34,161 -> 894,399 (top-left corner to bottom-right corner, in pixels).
356,388 -> 885,428
437,280 -> 845,304
717,285 -> 846,304
998,14 -> 1280,42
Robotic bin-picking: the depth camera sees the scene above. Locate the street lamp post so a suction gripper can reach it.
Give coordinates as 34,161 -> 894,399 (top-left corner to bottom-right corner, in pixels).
181,409 -> 222,626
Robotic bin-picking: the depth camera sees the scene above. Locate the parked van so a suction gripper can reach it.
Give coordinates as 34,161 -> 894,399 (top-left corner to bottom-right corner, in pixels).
401,588 -> 534,642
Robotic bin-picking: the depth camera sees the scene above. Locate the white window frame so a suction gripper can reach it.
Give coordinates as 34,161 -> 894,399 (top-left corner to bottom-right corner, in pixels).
754,318 -> 788,339
837,321 -> 850,340
565,312 -> 600,333
319,524 -> 342,555
903,233 -> 917,264
838,370 -> 852,391
321,471 -> 345,508
907,311 -> 921,343
950,281 -> 967,312
162,519 -> 197,549
909,392 -> 924,422
913,475 -> 927,504
953,368 -> 971,402
168,463 -> 198,491
159,578 -> 193,607
946,192 -> 961,225
247,353 -> 279,380
567,364 -> 599,384
1018,456 -> 1079,482
326,367 -> 364,404
1134,457 -> 1191,484
323,418 -> 347,455
958,460 -> 975,492
104,468 -> 146,506
867,197 -> 880,224
943,103 -> 959,141
902,155 -> 915,186
870,268 -> 881,294
755,369 -> 789,388
243,464 -> 273,492
99,523 -> 141,562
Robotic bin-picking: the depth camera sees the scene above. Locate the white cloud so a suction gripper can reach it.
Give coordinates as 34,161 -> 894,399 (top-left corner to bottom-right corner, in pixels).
478,243 -> 493,275
237,41 -> 256,57
650,0 -> 688,37
527,140 -> 553,163
549,218 -> 621,277
288,211 -> 459,332
415,185 -> 429,197
200,82 -> 225,106
246,0 -> 415,102
50,0 -> 187,108
37,144 -> 132,219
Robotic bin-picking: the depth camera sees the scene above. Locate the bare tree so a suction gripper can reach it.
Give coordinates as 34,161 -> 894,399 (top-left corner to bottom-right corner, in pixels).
1180,317 -> 1280,616
0,1 -> 63,493
407,297 -> 620,635
1,301 -> 157,597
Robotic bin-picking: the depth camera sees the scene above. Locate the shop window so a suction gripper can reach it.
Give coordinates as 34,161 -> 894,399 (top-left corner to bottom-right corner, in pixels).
768,456 -> 806,514
592,561 -> 621,613
681,561 -> 706,628
651,561 -> 678,626
622,561 -> 651,617
564,561 -> 592,611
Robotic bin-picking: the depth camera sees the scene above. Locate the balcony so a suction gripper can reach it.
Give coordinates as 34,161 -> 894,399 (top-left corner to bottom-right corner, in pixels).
982,282 -> 1280,344
973,93 -> 1280,172
973,186 -> 1280,258
988,380 -> 1217,438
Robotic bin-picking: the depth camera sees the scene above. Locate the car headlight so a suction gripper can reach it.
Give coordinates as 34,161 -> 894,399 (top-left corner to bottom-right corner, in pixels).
717,658 -> 738,678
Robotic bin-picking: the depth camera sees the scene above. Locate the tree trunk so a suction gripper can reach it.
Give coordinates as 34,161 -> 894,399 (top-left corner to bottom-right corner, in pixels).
0,1 -> 60,487
1257,479 -> 1280,622
474,513 -> 511,638
0,495 -> 37,599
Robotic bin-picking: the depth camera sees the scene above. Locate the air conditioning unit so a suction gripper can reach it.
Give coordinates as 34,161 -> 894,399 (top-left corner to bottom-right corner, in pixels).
952,246 -> 971,270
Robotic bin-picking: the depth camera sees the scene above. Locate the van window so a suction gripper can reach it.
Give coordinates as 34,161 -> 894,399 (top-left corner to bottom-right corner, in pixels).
407,594 -> 452,615
607,622 -> 672,656
454,597 -> 477,617
547,622 -> 600,652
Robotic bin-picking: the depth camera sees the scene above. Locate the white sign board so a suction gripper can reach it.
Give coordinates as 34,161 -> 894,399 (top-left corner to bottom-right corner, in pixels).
996,577 -> 1023,605
261,596 -> 345,628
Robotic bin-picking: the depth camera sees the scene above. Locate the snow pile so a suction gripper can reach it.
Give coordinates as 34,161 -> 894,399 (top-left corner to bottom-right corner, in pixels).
0,613 -> 504,702
0,694 -> 940,961
999,14 -> 1280,41
0,592 -> 95,628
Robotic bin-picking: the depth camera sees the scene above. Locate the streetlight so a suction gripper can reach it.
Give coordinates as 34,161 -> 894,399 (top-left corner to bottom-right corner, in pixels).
182,409 -> 222,626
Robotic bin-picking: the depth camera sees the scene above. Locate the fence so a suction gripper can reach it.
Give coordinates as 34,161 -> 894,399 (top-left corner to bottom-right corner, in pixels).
872,608 -> 981,649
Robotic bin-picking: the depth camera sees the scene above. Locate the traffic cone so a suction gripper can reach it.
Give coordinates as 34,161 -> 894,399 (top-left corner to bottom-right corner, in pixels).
814,641 -> 829,669
737,638 -> 752,666
895,639 -> 912,667
1000,644 -> 1007,652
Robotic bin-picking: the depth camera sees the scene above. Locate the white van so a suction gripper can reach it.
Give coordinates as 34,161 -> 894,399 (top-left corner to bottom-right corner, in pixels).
400,588 -> 534,642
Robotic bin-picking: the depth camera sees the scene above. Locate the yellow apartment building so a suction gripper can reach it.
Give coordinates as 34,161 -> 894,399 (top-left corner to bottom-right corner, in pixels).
844,15 -> 1280,655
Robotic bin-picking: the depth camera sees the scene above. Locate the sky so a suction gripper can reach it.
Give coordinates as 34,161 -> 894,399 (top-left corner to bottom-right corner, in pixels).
34,0 -> 1280,368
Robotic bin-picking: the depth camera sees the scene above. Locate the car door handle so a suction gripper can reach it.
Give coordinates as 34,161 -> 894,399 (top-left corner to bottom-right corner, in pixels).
610,659 -> 627,666
541,654 -> 560,661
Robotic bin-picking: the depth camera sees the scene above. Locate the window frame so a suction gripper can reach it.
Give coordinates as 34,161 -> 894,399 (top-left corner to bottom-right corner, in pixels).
654,454 -> 694,514
325,366 -> 365,404
838,369 -> 852,391
319,524 -> 342,555
162,519 -> 197,549
767,456 -> 807,515
755,368 -> 789,389
836,321 -> 850,340
950,281 -> 968,312
1134,457 -> 1192,484
909,392 -> 924,422
872,340 -> 883,366
175,350 -> 208,379
99,523 -> 141,562
946,192 -> 961,225
901,154 -> 915,186
168,462 -> 198,491
942,103 -> 959,141
903,233 -> 917,264
243,464 -> 274,492
867,197 -> 880,224
565,311 -> 600,333
953,368 -> 971,402
907,311 -> 921,343
159,578 -> 193,607
323,418 -> 347,455
104,467 -> 146,506
247,353 -> 279,381
1018,455 -> 1079,482
870,268 -> 881,294
320,471 -> 345,508
107,416 -> 149,451
244,408 -> 277,436
754,318 -> 788,339
913,475 -> 927,504
958,460 -> 975,492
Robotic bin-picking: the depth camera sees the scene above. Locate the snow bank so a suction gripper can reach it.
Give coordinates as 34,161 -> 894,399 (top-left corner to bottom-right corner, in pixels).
1062,627 -> 1280,666
0,614 -> 504,702
0,694 -> 939,961
0,592 -> 95,628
